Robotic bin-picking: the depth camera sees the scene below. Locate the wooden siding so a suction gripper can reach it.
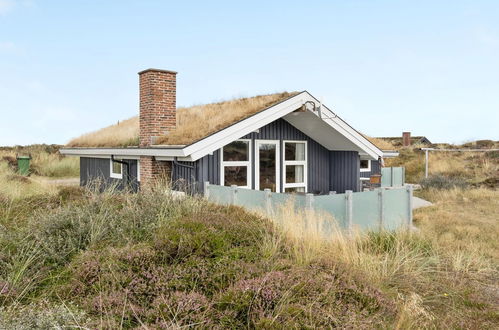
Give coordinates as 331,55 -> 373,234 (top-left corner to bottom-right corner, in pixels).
81,120 -> 362,195
80,157 -> 139,192
329,151 -> 360,193
360,160 -> 381,179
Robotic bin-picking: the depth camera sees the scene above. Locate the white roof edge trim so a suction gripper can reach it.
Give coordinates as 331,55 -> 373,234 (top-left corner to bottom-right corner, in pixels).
305,93 -> 384,160
60,91 -> 385,162
59,148 -> 186,158
182,92 -> 308,161
382,151 -> 400,158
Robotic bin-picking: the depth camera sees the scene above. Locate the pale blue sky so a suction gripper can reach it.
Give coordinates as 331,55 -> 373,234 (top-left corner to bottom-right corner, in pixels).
1,0 -> 498,146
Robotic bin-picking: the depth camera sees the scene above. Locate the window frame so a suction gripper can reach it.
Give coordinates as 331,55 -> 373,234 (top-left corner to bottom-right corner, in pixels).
282,140 -> 307,193
137,160 -> 140,182
110,159 -> 123,179
360,159 -> 371,172
220,139 -> 252,188
255,139 -> 281,193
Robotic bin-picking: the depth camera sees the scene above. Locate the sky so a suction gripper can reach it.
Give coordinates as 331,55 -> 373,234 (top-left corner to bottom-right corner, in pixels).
0,0 -> 498,146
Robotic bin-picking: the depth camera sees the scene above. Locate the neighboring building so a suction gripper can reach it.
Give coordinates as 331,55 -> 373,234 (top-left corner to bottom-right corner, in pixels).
60,68 -> 396,194
377,132 -> 432,147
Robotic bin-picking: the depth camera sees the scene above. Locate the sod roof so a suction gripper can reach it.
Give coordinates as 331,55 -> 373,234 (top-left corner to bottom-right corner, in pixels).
67,92 -> 298,148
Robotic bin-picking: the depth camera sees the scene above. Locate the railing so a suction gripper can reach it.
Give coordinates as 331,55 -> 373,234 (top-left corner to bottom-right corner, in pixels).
381,167 -> 405,187
204,182 -> 413,232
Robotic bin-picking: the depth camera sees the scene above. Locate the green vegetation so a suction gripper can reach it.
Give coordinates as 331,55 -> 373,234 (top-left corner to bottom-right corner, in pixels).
0,183 -> 497,328
0,144 -> 79,178
0,142 -> 497,328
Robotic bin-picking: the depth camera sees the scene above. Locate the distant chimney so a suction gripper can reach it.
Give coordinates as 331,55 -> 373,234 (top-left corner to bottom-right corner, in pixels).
139,68 -> 177,147
402,132 -> 411,147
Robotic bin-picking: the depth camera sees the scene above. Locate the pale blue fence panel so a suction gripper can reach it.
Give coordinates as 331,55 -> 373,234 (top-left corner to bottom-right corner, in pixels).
269,192 -> 305,211
314,194 -> 347,229
234,188 -> 266,213
383,188 -> 408,230
352,190 -> 380,231
392,167 -> 405,186
207,184 -> 232,205
381,167 -> 405,187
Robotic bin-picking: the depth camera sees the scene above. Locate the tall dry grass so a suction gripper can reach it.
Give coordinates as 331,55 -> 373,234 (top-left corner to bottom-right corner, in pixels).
264,188 -> 499,328
157,92 -> 297,145
67,92 -> 297,147
365,136 -> 396,150
66,116 -> 139,148
0,162 -> 58,199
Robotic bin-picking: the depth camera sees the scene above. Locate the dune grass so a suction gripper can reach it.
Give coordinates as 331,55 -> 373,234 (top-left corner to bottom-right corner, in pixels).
67,92 -> 297,147
386,146 -> 499,185
0,182 -> 497,328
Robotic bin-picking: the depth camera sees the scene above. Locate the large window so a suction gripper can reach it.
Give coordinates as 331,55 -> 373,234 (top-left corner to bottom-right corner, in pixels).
221,140 -> 251,188
360,159 -> 371,172
110,159 -> 123,179
283,141 -> 307,193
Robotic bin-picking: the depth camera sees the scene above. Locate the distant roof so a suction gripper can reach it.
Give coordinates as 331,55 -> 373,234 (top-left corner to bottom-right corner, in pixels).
376,136 -> 432,145
67,92 -> 298,148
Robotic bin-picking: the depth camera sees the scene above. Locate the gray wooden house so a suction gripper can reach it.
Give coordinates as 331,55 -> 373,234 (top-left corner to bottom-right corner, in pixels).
61,68 -> 395,194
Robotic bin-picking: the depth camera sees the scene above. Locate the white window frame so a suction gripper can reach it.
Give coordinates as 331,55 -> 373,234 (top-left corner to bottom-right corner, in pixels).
255,140 -> 281,193
282,140 -> 307,193
137,160 -> 140,182
110,159 -> 123,179
220,139 -> 252,188
360,159 -> 371,172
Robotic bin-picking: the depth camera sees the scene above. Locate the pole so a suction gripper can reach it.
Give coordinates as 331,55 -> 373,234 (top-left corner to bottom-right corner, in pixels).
425,149 -> 429,178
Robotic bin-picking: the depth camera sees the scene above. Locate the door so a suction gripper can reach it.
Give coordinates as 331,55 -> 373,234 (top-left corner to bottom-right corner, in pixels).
255,140 -> 280,192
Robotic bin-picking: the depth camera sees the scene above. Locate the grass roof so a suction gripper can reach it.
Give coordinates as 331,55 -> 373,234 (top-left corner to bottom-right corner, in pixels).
67,92 -> 298,148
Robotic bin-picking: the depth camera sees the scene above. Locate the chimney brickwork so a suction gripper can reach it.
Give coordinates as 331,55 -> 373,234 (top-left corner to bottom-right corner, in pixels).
139,68 -> 177,147
138,68 -> 177,189
402,132 -> 411,147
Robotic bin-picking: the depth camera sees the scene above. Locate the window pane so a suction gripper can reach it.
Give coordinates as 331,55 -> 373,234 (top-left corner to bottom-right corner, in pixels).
112,162 -> 122,174
224,166 -> 247,186
285,142 -> 305,161
223,141 -> 249,161
259,143 -> 277,192
285,187 -> 305,193
360,160 -> 369,169
286,165 -> 304,184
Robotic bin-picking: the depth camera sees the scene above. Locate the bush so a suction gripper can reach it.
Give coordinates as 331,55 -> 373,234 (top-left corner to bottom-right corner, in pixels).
420,175 -> 468,189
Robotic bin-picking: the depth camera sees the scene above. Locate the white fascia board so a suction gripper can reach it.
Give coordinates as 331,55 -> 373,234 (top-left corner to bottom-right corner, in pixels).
382,151 -> 400,158
305,93 -> 384,160
59,147 -> 185,158
182,93 -> 307,161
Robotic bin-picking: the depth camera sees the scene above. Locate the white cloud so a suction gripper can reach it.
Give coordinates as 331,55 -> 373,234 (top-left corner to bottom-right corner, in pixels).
0,0 -> 14,15
0,41 -> 15,51
0,0 -> 35,15
475,27 -> 499,47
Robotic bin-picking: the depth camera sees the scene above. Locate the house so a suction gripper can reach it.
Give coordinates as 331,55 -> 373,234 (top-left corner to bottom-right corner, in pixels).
377,132 -> 432,147
60,68 -> 396,194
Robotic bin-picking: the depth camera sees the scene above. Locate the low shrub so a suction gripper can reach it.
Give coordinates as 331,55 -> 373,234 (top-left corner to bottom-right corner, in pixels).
420,174 -> 469,189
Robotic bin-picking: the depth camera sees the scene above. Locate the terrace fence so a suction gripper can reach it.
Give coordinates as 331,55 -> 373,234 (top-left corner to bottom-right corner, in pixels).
381,167 -> 405,187
204,182 -> 413,232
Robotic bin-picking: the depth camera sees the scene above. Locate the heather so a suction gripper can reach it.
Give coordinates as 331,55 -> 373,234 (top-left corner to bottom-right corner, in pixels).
1,184 -> 497,328
0,186 -> 397,328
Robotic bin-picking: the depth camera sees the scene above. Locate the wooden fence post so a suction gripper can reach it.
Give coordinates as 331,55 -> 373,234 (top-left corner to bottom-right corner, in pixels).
378,188 -> 384,231
204,181 -> 210,199
345,190 -> 353,231
264,188 -> 271,215
230,185 -> 237,205
406,184 -> 413,228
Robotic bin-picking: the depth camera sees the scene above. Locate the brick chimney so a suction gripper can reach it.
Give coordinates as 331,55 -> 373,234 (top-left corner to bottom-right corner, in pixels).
138,68 -> 177,188
402,132 -> 411,147
139,68 -> 177,146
